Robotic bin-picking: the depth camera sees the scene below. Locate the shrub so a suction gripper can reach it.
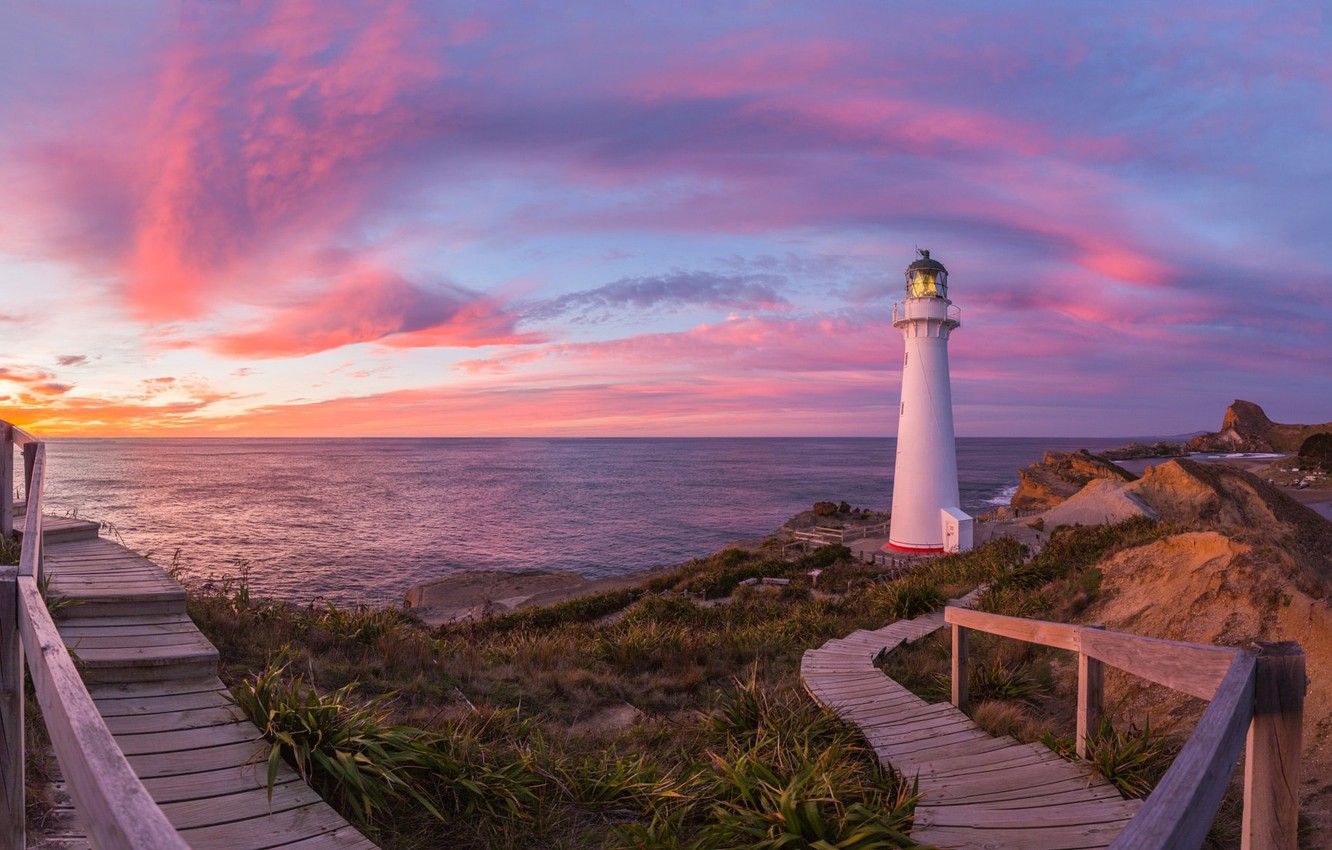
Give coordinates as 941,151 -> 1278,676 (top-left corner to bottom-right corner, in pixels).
966,659 -> 1043,703
1298,433 -> 1332,471
870,578 -> 946,621
689,674 -> 919,849
800,544 -> 851,569
231,659 -> 447,830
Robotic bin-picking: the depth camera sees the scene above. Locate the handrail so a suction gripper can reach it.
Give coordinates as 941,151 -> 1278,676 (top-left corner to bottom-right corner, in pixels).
944,606 -> 1305,850
0,422 -> 187,848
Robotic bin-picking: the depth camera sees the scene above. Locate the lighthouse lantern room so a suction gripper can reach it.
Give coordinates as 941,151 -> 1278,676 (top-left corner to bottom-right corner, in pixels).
887,250 -> 972,554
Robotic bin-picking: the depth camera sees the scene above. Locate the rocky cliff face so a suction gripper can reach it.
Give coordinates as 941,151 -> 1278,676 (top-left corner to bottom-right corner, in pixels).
1186,399 -> 1332,453
1082,461 -> 1332,838
1010,449 -> 1136,510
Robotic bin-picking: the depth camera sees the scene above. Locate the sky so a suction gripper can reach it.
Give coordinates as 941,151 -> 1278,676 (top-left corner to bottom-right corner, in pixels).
0,1 -> 1328,437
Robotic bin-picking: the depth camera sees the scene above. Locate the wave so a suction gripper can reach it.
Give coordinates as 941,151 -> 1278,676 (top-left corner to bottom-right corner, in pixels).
983,484 -> 1018,506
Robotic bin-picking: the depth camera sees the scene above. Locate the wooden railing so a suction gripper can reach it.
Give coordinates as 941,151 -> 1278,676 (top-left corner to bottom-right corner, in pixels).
945,606 -> 1306,850
0,422 -> 186,849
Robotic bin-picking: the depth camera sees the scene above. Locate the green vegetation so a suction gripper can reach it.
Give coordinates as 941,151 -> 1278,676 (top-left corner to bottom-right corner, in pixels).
1298,433 -> 1332,472
1043,717 -> 1175,799
192,538 -> 1027,848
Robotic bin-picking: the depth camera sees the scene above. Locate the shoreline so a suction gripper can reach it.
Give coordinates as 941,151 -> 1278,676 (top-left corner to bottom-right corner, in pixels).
401,451 -> 1332,626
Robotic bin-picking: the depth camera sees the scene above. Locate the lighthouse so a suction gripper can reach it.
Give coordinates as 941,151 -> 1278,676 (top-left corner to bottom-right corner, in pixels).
887,250 -> 972,554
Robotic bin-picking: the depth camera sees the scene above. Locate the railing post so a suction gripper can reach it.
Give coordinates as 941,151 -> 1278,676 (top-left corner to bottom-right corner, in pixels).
0,426 -> 11,538
0,563 -> 22,848
1242,641 -> 1305,850
21,444 -> 35,506
1077,624 -> 1106,759
952,622 -> 969,712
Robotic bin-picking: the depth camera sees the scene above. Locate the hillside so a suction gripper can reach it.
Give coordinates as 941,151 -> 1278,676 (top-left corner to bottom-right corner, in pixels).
1079,459 -> 1332,842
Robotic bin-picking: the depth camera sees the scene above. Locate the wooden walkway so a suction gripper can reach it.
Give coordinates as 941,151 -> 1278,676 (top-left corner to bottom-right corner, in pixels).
30,517 -> 377,849
801,591 -> 1140,849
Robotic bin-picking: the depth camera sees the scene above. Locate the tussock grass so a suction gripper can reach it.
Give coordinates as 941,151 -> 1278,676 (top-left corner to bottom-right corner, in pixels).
192,536 -> 1026,847
1043,717 -> 1176,799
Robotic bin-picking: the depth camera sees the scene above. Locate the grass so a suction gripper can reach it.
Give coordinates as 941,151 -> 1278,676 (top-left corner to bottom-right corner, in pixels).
190,537 -> 1029,848
1043,717 -> 1175,799
194,519 -> 1270,847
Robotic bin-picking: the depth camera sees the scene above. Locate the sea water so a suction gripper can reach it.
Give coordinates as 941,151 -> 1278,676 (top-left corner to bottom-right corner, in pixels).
38,437 -> 1127,605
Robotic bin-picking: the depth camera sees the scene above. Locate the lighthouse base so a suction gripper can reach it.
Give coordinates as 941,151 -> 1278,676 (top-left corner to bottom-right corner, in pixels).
884,541 -> 946,554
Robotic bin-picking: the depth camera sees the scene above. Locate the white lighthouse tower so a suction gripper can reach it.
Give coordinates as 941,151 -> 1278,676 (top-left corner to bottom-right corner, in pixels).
887,250 -> 972,554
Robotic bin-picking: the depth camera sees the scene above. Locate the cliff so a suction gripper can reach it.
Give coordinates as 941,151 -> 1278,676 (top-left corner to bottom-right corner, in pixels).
1011,449 -> 1136,510
1186,399 -> 1332,453
1082,464 -> 1332,836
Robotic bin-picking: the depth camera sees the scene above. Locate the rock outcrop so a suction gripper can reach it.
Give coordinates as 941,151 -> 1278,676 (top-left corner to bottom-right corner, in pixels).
1186,399 -> 1332,453
1100,441 -> 1189,461
1011,449 -> 1136,511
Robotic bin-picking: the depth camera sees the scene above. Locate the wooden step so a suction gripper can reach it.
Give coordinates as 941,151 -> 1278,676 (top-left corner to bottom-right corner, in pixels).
15,505 -> 101,543
62,622 -> 219,684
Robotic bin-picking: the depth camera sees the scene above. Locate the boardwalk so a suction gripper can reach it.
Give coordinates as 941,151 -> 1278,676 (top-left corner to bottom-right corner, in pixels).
29,513 -> 377,850
801,592 -> 1141,850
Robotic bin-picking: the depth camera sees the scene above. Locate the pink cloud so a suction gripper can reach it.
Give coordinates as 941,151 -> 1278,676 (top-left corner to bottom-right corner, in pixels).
206,270 -> 541,358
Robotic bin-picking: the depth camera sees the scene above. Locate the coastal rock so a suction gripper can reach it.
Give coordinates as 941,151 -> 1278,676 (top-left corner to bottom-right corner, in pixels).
1186,399 -> 1332,453
1040,479 -> 1159,528
404,570 -> 590,624
1011,449 -> 1136,511
1101,441 -> 1189,461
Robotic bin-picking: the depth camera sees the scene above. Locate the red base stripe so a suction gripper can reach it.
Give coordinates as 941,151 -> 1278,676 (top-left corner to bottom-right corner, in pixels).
884,541 -> 946,554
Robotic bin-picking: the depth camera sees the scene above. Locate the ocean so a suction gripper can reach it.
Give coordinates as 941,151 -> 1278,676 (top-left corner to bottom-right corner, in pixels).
38,437 -> 1126,606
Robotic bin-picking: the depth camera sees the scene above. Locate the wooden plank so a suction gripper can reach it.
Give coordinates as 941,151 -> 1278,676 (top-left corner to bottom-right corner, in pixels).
94,689 -> 234,718
919,798 -> 1140,829
887,732 -> 1016,764
914,822 -> 1127,850
1077,625 -> 1106,759
113,721 -> 262,756
58,614 -> 197,630
880,726 -> 991,756
946,606 -> 1081,651
19,445 -> 44,579
62,631 -> 210,650
274,825 -> 379,849
1,426 -> 13,537
952,622 -> 968,712
957,786 -> 1129,811
918,744 -> 1059,778
105,703 -> 247,735
1110,652 -> 1256,850
127,740 -> 271,779
177,801 -> 355,850
90,677 -> 229,701
16,575 -> 188,849
0,564 -> 23,849
1080,627 -> 1239,701
1242,641 -> 1305,850
158,781 -> 328,830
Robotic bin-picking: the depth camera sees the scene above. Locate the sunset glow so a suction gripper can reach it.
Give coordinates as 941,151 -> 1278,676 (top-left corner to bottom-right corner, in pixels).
1,2 -> 1328,436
